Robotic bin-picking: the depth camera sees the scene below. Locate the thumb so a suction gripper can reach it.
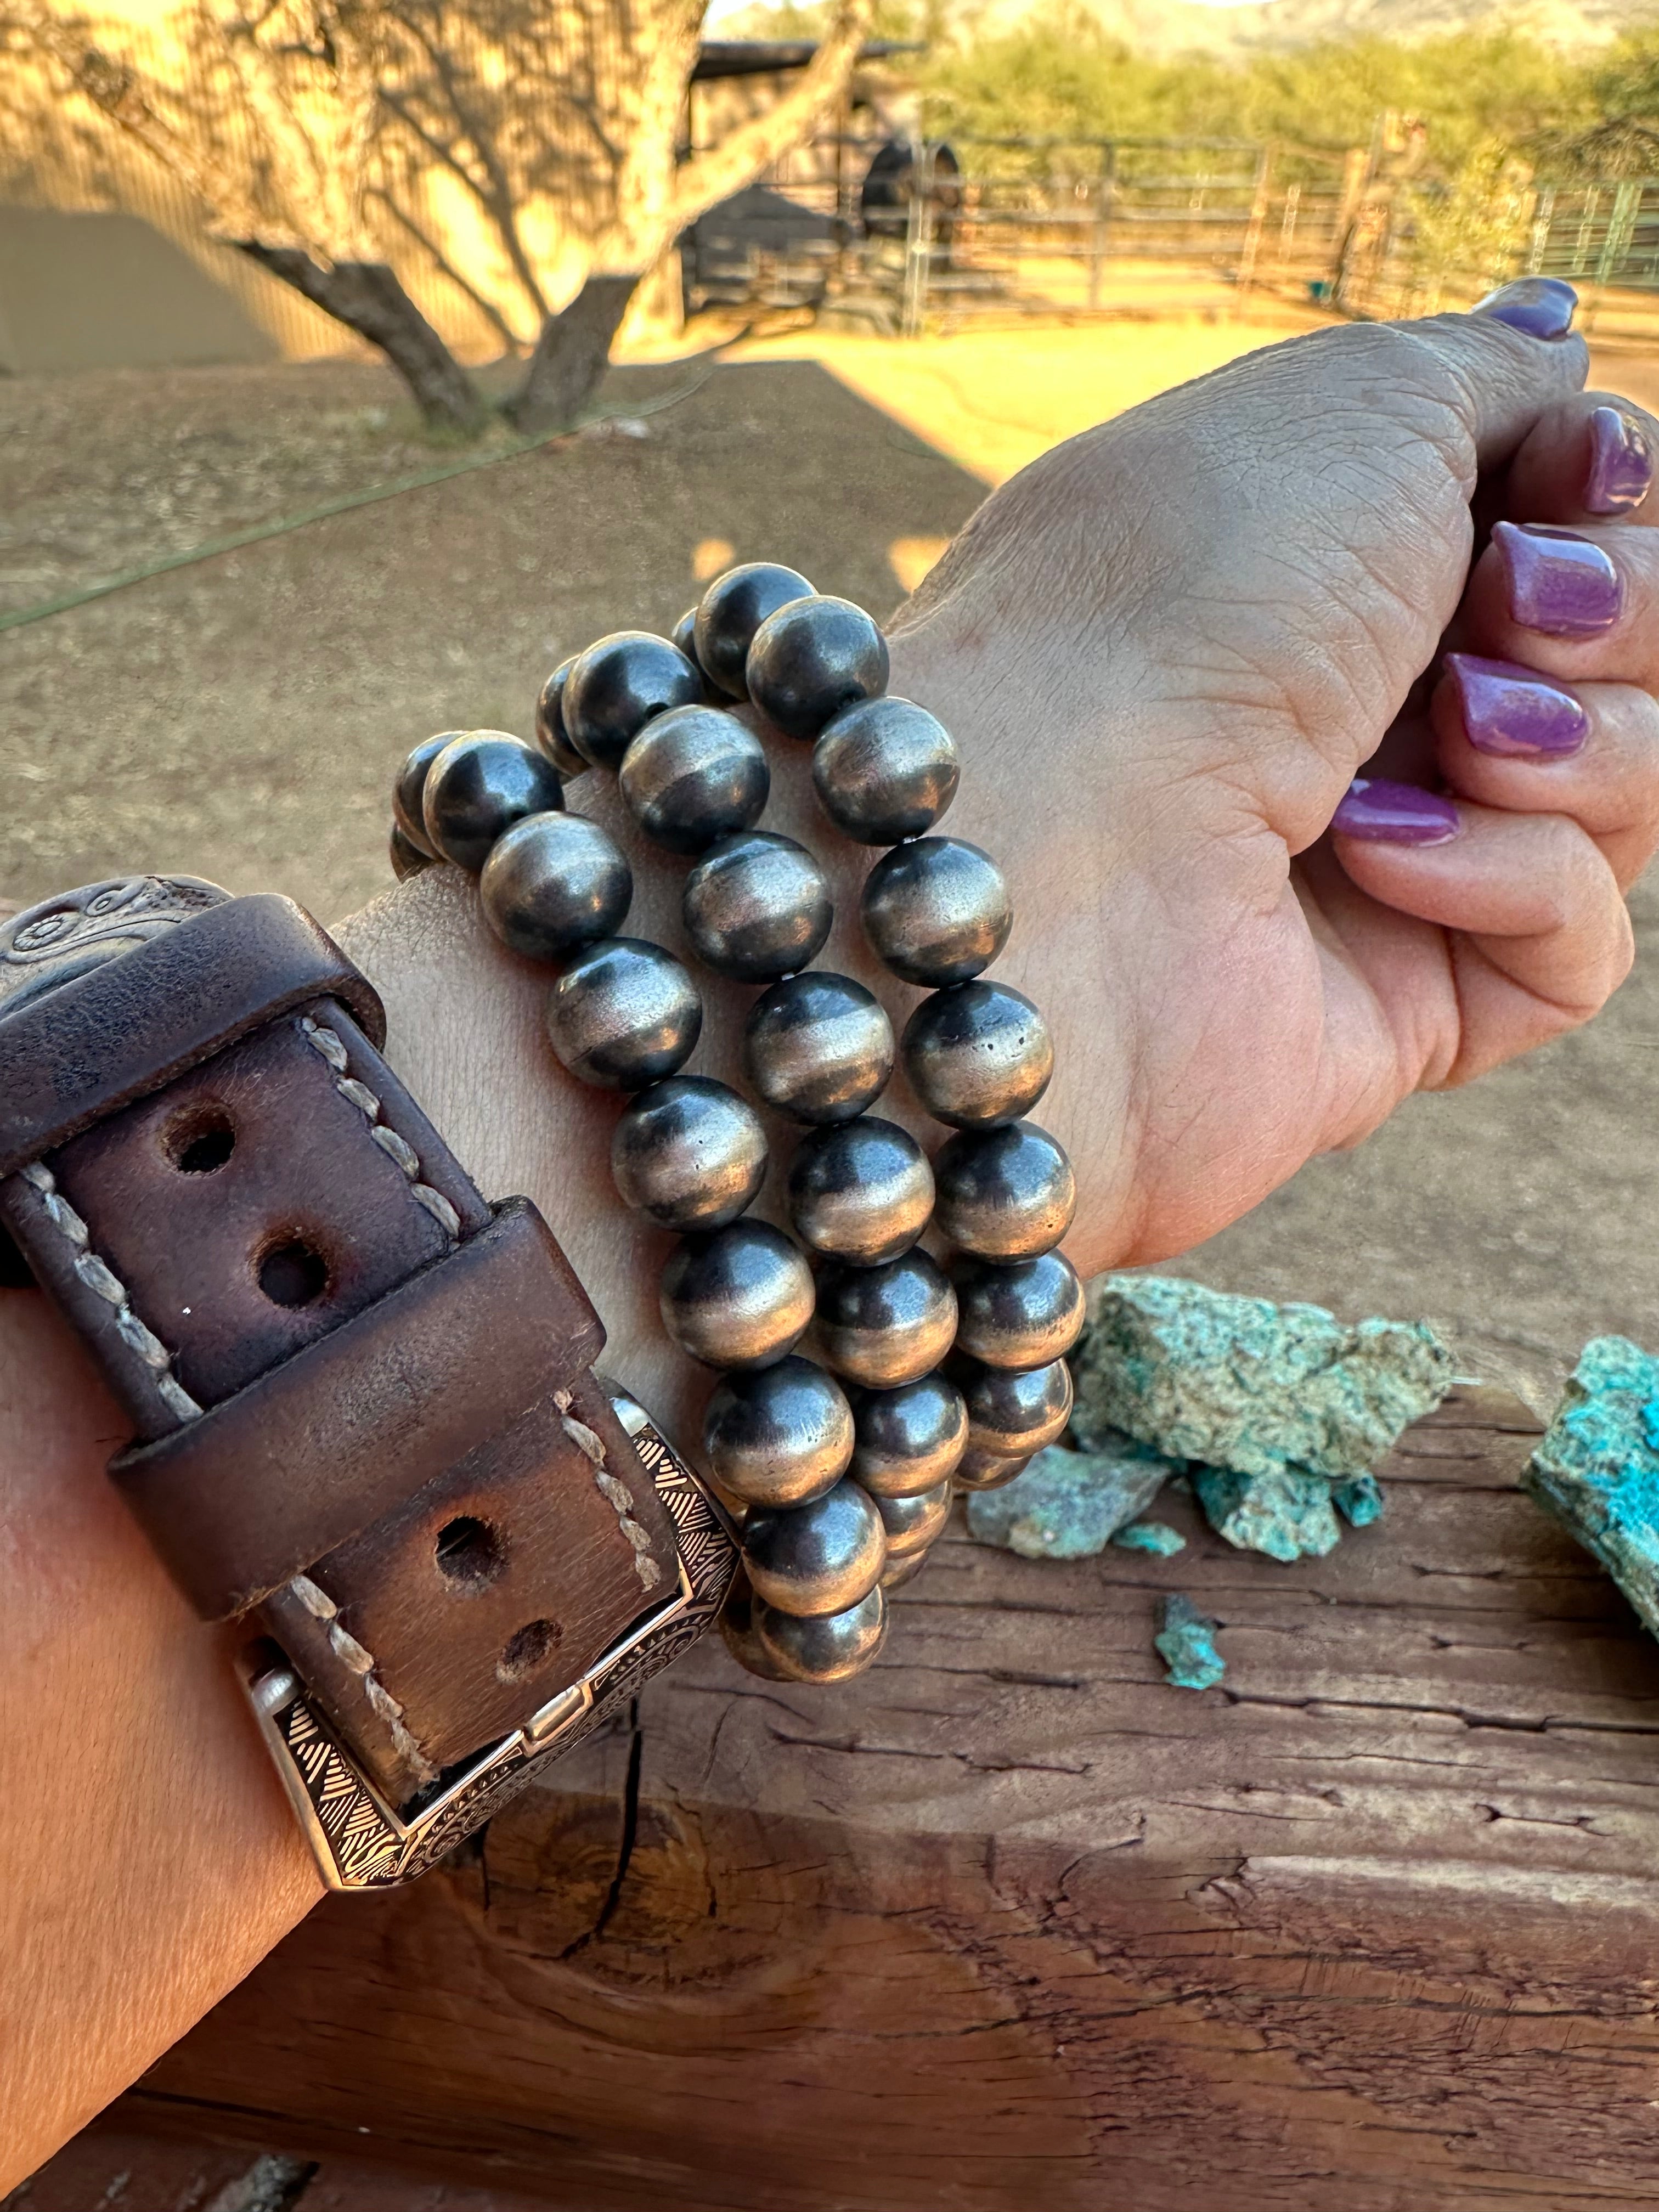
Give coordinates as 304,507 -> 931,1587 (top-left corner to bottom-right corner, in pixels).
1400,279 -> 1590,482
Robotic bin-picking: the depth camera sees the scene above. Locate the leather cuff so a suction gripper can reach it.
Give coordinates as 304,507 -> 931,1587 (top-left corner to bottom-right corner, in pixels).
0,875 -> 736,1880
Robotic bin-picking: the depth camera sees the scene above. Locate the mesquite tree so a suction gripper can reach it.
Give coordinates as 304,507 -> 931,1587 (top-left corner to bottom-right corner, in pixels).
10,0 -> 875,432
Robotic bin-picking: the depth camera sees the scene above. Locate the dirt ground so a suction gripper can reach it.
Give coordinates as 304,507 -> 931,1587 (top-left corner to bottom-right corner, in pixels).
3,321 -> 1657,1407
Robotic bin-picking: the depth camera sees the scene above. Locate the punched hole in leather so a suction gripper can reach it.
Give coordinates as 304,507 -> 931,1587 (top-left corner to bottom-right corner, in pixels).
0,897 -> 684,1810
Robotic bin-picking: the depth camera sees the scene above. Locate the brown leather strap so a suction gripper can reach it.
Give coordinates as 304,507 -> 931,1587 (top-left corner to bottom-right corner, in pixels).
0,888 -> 682,1808
259,1368 -> 673,1801
110,1199 -> 605,1620
2,997 -> 484,1441
0,891 -> 382,1177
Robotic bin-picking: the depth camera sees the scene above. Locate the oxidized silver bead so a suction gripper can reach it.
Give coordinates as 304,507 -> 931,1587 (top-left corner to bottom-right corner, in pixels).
743,972 -> 895,1124
871,1478 -> 952,1560
747,595 -> 889,741
394,731 -> 455,857
563,631 -> 703,770
671,606 -> 703,673
879,1547 -> 930,1590
683,831 -> 833,983
815,1251 -> 958,1389
902,980 -> 1054,1129
860,838 -> 1011,987
391,825 -> 433,881
533,657 -> 586,778
753,1587 -> 887,1680
480,811 -> 632,960
933,1120 -> 1076,1259
743,1476 -> 887,1616
695,562 -> 815,699
702,1355 -> 854,1509
812,696 -> 959,845
950,1251 -> 1086,1370
422,731 -> 565,871
952,1447 -> 1031,1492
957,1353 -> 1074,1458
850,1373 -> 968,1496
719,1578 -> 797,1680
618,706 -> 769,855
787,1116 -> 933,1264
660,1220 -> 814,1370
545,936 -> 701,1091
611,1075 -> 767,1229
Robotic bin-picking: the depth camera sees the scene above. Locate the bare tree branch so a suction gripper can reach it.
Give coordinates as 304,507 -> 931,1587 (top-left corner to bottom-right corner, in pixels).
379,9 -> 552,320
10,0 -> 300,245
667,0 -> 876,235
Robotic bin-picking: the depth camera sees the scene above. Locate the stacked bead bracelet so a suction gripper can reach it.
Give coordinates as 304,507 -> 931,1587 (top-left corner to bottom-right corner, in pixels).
388,562 -> 1084,1685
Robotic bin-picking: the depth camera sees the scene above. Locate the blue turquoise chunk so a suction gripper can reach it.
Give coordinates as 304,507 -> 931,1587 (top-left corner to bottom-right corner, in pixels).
965,1432 -> 1180,1559
1334,1473 -> 1386,1528
1525,1335 -> 1659,1639
1111,1520 -> 1187,1556
1155,1594 -> 1225,1690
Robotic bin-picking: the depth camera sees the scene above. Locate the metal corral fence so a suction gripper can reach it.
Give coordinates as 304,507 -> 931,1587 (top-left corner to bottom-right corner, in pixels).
680,131 -> 1659,338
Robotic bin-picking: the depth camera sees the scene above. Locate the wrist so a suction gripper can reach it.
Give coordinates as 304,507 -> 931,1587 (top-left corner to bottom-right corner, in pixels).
0,1286 -> 320,2188
333,864 -> 695,1433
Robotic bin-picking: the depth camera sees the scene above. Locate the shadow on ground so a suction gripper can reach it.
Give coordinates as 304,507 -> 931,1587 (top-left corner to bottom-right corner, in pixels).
0,356 -> 980,917
2,348 -> 1654,1406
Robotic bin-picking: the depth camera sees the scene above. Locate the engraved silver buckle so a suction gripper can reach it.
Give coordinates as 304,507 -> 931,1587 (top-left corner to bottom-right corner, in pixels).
236,1396 -> 736,1889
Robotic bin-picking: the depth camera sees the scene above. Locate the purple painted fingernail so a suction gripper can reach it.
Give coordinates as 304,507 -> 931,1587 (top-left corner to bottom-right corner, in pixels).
1443,654 -> 1589,758
1493,521 -> 1623,637
1331,778 -> 1462,845
1586,404 -> 1653,514
1472,277 -> 1578,340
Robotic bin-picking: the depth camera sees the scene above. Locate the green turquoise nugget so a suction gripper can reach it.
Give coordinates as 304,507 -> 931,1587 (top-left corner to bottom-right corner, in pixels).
1073,1273 -> 1454,1480
1194,1465 -> 1342,1562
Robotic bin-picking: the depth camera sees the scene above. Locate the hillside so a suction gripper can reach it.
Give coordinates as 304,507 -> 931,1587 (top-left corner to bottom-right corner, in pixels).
1035,0 -> 1649,54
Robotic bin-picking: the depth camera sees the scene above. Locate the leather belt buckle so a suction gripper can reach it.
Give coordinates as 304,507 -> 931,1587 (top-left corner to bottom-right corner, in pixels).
236,1391 -> 737,1889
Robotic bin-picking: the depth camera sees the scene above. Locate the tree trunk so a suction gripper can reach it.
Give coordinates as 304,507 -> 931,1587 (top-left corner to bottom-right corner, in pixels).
236,245 -> 486,436
504,273 -> 640,435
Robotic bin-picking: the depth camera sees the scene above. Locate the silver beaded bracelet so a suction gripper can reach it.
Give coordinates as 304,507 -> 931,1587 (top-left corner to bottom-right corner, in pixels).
389,564 -> 1083,1686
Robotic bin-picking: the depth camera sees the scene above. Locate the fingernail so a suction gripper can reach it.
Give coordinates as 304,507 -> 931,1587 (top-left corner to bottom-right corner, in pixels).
1331,778 -> 1462,845
1587,404 -> 1653,514
1472,276 -> 1578,340
1444,654 -> 1590,758
1493,520 -> 1623,637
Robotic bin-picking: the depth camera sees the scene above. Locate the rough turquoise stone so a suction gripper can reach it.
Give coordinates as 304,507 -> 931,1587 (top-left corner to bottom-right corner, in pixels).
1194,1465 -> 1342,1562
1073,1273 -> 1454,1480
1111,1520 -> 1187,1555
1335,1473 -> 1386,1528
1155,1594 -> 1225,1690
1525,1335 -> 1659,1639
965,1432 -> 1180,1560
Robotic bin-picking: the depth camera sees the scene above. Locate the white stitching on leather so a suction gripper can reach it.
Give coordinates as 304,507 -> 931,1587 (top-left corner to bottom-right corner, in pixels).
555,1390 -> 663,1593
298,1018 -> 461,1241
287,1571 -> 438,1786
16,1161 -> 202,1423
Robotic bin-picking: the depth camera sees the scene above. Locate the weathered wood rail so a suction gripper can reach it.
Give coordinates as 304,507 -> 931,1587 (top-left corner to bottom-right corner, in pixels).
41,1385 -> 1659,2210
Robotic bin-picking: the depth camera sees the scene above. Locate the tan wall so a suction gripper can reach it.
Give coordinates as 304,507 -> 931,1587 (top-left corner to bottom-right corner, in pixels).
0,0 -> 647,368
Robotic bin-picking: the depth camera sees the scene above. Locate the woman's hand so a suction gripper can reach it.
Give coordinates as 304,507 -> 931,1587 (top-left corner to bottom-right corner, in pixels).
12,279 -> 1658,2190
888,279 -> 1658,1270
